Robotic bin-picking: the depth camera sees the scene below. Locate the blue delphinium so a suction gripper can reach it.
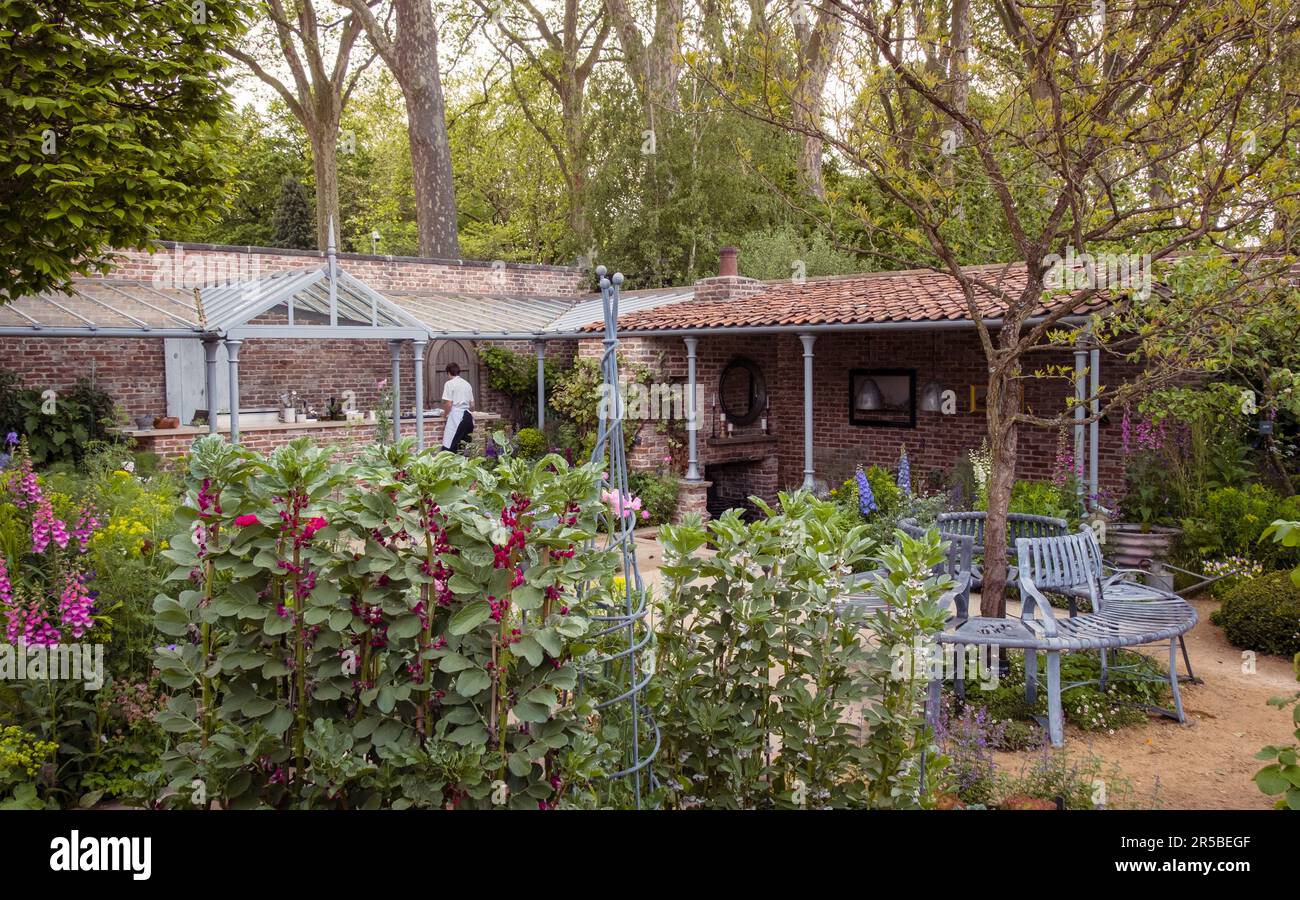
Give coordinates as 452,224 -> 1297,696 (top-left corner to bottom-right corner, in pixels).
856,467 -> 878,516
897,446 -> 911,496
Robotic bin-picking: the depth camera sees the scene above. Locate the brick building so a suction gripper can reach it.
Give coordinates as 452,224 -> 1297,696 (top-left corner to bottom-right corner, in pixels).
1,242 -> 1132,514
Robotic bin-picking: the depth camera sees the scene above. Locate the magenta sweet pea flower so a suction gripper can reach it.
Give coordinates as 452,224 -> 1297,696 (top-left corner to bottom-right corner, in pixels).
234,514 -> 259,527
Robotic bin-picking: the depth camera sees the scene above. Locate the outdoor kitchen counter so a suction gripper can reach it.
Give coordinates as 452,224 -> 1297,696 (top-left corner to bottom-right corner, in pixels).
123,411 -> 501,438
122,411 -> 502,460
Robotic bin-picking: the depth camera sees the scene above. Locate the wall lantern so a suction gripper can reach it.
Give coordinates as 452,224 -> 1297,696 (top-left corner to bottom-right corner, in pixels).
918,379 -> 945,412
854,376 -> 883,411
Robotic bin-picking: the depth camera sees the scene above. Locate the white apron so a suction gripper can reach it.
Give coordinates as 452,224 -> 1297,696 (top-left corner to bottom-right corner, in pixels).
442,406 -> 466,449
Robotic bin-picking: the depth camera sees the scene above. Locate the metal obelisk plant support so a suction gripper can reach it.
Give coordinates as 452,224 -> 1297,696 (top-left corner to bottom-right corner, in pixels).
581,266 -> 659,807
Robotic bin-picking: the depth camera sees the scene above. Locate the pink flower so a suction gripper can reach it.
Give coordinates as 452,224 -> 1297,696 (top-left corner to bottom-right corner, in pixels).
57,571 -> 95,639
641,510 -> 650,520
234,514 -> 259,527
601,489 -> 643,519
377,378 -> 388,389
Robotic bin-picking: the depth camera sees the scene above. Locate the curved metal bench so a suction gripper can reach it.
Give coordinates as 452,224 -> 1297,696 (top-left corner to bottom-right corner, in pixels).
931,511 -> 1068,589
936,528 -> 1197,746
837,523 -> 974,620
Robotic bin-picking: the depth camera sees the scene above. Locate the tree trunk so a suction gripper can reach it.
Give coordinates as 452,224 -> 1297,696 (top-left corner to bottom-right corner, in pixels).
793,10 -> 842,200
393,0 -> 459,258
979,354 -> 1023,619
562,89 -> 591,255
310,126 -> 340,250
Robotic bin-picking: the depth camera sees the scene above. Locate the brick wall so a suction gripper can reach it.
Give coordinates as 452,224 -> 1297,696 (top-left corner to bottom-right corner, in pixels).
236,338 -> 419,414
90,242 -> 587,296
576,336 -> 680,469
583,328 -> 1136,508
132,418 -> 486,461
0,337 -> 167,419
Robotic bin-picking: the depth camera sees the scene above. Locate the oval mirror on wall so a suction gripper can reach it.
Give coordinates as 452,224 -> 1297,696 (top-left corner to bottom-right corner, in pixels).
718,356 -> 767,426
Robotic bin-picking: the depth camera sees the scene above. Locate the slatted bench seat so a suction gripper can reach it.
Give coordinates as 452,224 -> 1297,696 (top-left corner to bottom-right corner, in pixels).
937,528 -> 1198,746
837,524 -> 974,620
910,512 -> 1068,589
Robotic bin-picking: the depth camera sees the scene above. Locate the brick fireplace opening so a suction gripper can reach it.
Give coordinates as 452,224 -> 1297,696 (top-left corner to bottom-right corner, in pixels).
705,455 -> 779,519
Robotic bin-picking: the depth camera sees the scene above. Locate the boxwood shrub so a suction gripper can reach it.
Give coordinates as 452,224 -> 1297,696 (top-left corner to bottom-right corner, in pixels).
1211,572 -> 1300,657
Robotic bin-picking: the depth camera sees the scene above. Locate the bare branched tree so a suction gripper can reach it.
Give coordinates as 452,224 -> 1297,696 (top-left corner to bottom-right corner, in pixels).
229,0 -> 377,249
706,0 -> 1300,614
334,0 -> 460,257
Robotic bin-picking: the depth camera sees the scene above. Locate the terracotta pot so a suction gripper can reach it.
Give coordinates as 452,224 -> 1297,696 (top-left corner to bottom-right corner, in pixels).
152,415 -> 179,430
1105,523 -> 1181,570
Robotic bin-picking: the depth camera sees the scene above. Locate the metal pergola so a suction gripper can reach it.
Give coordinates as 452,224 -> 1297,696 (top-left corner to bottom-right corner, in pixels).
1,226 -> 433,447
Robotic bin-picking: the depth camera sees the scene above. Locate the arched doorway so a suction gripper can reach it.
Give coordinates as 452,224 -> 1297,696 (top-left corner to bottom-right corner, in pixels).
426,340 -> 478,406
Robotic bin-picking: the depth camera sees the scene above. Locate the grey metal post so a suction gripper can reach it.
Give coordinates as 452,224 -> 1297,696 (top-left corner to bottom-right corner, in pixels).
1074,338 -> 1087,501
225,339 -> 242,444
1089,346 -> 1100,502
534,340 -> 546,431
413,339 -> 426,450
389,340 -> 403,444
683,336 -> 701,481
799,333 -> 816,490
202,338 -> 219,435
327,218 -> 338,327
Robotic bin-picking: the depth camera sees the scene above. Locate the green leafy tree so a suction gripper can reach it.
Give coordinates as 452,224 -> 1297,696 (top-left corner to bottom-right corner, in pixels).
166,103 -> 309,248
0,0 -> 250,298
271,175 -> 315,249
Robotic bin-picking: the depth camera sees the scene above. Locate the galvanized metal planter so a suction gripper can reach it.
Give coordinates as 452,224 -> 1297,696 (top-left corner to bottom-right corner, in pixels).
1106,523 -> 1182,571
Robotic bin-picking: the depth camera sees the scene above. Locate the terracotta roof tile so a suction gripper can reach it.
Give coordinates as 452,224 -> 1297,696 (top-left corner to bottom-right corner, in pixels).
584,263 -> 1109,332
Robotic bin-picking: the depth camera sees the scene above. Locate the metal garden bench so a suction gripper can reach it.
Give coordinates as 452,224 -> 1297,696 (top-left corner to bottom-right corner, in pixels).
936,528 -> 1198,746
837,523 -> 974,621
928,511 -> 1069,589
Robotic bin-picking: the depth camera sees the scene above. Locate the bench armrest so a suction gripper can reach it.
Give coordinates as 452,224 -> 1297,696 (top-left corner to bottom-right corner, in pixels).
941,572 -> 972,620
1017,574 -> 1059,637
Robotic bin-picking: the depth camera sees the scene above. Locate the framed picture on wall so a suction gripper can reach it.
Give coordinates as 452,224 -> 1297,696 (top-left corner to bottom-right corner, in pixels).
849,368 -> 916,428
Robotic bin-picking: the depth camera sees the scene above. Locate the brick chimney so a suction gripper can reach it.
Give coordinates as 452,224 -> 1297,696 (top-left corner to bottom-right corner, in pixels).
693,246 -> 764,303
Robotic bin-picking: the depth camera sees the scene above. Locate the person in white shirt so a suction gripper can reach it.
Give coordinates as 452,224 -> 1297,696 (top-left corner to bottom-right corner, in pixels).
440,362 -> 475,452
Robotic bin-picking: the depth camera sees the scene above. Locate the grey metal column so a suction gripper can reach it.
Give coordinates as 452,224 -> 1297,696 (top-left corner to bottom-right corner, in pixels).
1074,337 -> 1087,501
202,338 -> 220,435
225,339 -> 242,444
1089,345 -> 1100,502
799,333 -> 816,490
413,339 -> 427,450
389,340 -> 402,444
534,340 -> 546,431
683,336 -> 701,481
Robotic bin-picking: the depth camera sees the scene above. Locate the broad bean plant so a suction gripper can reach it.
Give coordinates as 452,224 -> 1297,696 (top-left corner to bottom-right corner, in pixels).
653,492 -> 951,809
152,436 -> 618,809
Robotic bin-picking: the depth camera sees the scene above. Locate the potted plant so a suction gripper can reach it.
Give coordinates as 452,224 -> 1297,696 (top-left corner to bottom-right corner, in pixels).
1111,418 -> 1182,575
